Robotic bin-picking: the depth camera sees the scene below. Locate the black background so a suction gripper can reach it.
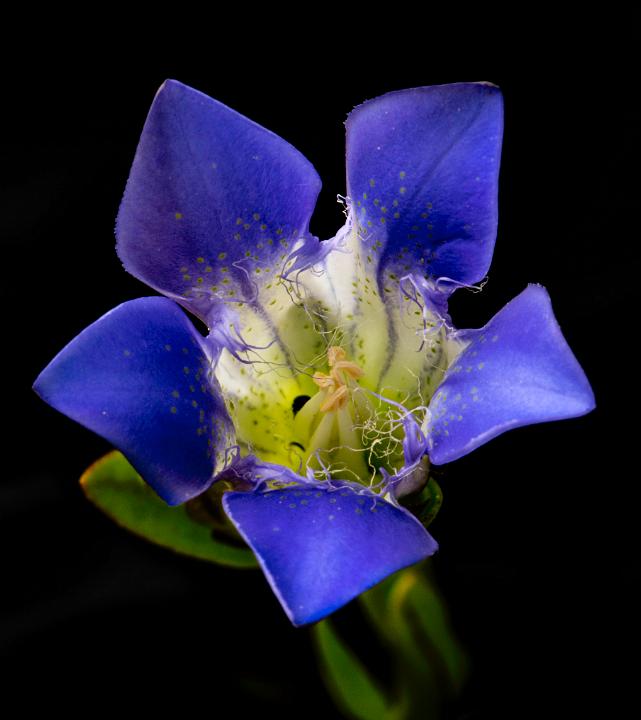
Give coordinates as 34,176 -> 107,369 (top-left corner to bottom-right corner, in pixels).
1,26 -> 638,718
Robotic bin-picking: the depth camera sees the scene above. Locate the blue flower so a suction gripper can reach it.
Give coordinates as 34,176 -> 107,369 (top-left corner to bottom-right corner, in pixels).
34,80 -> 594,626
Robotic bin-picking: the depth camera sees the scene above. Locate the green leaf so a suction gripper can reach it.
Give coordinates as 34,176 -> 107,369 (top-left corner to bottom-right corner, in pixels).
80,451 -> 258,569
313,620 -> 391,720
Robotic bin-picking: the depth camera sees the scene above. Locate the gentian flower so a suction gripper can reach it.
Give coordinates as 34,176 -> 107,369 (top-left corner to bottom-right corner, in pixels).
34,80 -> 594,626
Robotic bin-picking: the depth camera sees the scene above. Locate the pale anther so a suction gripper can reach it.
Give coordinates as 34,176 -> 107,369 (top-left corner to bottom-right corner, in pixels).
314,346 -> 365,413
320,385 -> 349,412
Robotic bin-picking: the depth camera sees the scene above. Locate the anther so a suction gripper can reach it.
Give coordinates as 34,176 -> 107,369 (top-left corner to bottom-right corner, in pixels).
331,360 -> 364,381
313,346 -> 365,414
321,385 -> 349,412
313,372 -> 334,389
327,346 -> 347,367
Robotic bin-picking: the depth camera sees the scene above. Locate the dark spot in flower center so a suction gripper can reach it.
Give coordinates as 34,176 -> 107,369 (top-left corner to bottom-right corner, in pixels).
289,441 -> 305,452
292,395 -> 311,416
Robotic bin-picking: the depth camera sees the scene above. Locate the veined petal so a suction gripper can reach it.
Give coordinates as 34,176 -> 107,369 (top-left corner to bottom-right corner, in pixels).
308,230 -> 449,410
116,80 -> 330,456
301,87 -> 494,408
212,288 -> 326,467
33,298 -> 234,505
116,79 -> 321,326
223,485 -> 437,625
427,285 -> 595,464
346,83 -> 503,288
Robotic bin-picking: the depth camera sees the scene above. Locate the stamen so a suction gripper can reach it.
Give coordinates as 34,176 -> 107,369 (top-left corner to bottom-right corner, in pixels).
336,404 -> 370,480
293,345 -> 396,484
292,391 -> 326,444
331,360 -> 364,381
327,346 -> 346,366
311,347 -> 366,416
321,384 -> 349,412
305,412 -> 337,466
313,372 -> 334,389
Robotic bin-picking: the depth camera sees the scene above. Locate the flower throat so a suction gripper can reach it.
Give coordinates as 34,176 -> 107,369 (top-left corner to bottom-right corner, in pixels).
289,346 -> 407,485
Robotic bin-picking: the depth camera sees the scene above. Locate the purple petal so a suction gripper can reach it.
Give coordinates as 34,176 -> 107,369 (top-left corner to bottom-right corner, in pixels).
223,486 -> 437,625
346,83 -> 503,287
33,297 -> 234,505
427,285 -> 595,464
116,80 -> 321,325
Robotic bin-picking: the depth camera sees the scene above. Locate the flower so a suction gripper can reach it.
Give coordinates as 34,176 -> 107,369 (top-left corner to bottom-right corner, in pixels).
34,80 -> 595,626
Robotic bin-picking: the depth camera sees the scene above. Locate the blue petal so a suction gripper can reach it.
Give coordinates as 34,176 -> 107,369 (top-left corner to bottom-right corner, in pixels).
427,285 -> 595,464
223,486 -> 437,625
346,83 -> 503,287
33,297 -> 234,505
116,79 -> 321,325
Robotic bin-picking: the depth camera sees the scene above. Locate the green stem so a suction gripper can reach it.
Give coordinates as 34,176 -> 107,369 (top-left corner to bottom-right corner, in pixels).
313,563 -> 468,720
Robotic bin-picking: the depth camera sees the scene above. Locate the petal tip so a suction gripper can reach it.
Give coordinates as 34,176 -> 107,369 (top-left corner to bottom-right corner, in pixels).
346,81 -> 503,125
156,77 -> 191,97
223,488 -> 437,627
